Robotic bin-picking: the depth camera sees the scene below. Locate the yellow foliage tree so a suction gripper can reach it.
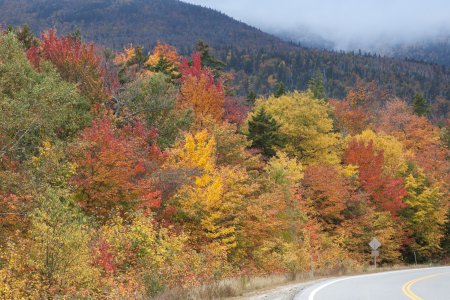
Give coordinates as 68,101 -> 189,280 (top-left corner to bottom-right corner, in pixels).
146,41 -> 179,67
114,44 -> 136,65
97,213 -> 204,297
403,170 -> 447,257
338,208 -> 403,264
168,131 -> 237,262
252,91 -> 340,165
1,189 -> 99,298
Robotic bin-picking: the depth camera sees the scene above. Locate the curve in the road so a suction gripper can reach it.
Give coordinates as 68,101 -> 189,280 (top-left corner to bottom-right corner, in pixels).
294,266 -> 450,300
402,272 -> 450,300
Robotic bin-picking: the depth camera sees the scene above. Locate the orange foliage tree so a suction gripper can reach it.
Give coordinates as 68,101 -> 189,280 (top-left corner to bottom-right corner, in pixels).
378,100 -> 449,188
301,165 -> 350,229
179,52 -> 225,121
70,118 -> 163,217
0,157 -> 29,244
331,81 -> 390,135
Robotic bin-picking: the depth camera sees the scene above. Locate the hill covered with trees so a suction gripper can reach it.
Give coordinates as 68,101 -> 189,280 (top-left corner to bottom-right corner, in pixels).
0,0 -> 284,51
389,38 -> 450,67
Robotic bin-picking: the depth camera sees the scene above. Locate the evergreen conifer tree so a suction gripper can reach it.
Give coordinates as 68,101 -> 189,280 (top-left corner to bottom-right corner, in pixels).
248,108 -> 283,157
274,82 -> 286,98
247,91 -> 257,104
195,40 -> 225,78
308,70 -> 327,100
413,93 -> 430,117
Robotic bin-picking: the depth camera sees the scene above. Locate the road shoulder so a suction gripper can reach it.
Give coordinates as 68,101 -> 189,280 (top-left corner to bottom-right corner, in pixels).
230,278 -> 330,300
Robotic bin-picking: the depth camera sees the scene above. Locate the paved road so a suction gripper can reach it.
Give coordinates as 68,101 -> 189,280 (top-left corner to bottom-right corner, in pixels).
294,266 -> 450,300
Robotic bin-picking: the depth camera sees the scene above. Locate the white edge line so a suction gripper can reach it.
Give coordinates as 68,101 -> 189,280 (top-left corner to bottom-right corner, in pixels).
305,266 -> 450,300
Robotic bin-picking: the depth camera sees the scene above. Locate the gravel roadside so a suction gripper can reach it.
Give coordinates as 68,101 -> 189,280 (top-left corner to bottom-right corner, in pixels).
230,278 -> 330,300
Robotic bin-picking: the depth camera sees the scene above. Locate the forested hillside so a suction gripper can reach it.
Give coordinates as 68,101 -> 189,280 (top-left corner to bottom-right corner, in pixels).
0,0 -> 449,101
220,46 -> 449,100
0,28 -> 448,298
0,0 -> 283,51
276,29 -> 450,67
390,38 -> 450,67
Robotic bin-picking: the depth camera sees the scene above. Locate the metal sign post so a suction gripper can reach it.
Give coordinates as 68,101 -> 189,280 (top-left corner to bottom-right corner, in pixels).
369,238 -> 381,268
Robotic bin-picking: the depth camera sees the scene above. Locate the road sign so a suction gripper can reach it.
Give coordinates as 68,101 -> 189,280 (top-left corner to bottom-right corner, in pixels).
369,238 -> 381,250
371,250 -> 379,257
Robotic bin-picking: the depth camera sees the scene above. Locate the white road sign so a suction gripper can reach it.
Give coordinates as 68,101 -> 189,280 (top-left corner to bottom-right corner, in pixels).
369,238 -> 381,250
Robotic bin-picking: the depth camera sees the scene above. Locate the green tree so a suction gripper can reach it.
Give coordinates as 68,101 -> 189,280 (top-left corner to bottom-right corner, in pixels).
69,28 -> 82,43
441,125 -> 450,149
0,33 -> 91,160
274,82 -> 286,98
128,45 -> 147,67
248,108 -> 283,157
7,24 -> 37,49
149,56 -> 181,80
308,70 -> 327,100
412,93 -> 430,117
118,73 -> 193,148
195,40 -> 226,78
247,91 -> 257,104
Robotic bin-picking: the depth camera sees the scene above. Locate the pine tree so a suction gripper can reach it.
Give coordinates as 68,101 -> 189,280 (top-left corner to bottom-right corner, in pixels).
247,91 -> 257,105
195,40 -> 225,78
274,82 -> 285,98
413,93 -> 430,117
149,56 -> 181,80
248,108 -> 283,157
128,45 -> 146,67
308,70 -> 327,100
10,25 -> 38,49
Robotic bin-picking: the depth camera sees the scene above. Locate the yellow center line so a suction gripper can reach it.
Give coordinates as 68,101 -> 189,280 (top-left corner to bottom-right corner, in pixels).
402,272 -> 450,300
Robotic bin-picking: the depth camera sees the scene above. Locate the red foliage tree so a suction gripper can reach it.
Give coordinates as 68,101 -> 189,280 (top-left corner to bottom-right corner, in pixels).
27,29 -> 110,103
70,117 -> 163,217
223,96 -> 250,125
94,239 -> 117,275
344,140 -> 407,216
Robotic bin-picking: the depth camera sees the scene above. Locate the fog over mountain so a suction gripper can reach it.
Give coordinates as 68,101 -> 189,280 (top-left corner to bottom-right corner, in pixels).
182,0 -> 450,52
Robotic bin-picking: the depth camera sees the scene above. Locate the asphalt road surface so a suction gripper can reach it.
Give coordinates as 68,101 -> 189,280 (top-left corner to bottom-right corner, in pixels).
294,266 -> 450,300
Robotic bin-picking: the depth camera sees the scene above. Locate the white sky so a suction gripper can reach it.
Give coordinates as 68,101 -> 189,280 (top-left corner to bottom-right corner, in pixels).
181,0 -> 450,49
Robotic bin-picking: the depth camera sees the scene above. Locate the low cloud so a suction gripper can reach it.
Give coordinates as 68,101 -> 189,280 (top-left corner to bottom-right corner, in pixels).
182,0 -> 450,50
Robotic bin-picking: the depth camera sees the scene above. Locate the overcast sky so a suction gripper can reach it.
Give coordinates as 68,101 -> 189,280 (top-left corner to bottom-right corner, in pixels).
181,0 -> 450,50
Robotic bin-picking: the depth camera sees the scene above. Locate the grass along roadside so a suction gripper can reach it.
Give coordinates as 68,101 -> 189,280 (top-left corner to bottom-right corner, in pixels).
153,263 -> 440,299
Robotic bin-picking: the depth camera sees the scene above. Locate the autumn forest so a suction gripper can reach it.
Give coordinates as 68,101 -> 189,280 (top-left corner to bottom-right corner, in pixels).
0,24 -> 449,299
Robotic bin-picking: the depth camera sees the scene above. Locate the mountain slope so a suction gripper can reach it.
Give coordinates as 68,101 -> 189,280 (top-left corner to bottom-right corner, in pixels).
275,28 -> 450,67
0,0 -> 287,51
389,38 -> 450,67
0,0 -> 449,100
